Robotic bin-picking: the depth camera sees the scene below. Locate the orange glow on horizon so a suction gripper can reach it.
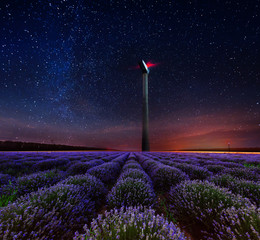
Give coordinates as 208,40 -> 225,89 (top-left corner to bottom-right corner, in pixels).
1,150 -> 259,154
153,151 -> 260,154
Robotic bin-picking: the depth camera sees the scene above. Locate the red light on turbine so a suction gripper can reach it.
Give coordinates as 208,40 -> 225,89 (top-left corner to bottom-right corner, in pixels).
146,62 -> 159,68
129,61 -> 160,70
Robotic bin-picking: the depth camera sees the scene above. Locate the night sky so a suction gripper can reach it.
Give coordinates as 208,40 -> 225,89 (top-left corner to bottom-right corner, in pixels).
0,0 -> 259,151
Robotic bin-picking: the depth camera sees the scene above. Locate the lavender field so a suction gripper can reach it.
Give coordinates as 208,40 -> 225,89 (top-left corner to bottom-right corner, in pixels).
0,151 -> 259,240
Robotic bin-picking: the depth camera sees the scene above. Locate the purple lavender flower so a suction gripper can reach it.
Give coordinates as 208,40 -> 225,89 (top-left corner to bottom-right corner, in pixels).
0,183 -> 95,239
107,177 -> 156,208
0,162 -> 24,176
205,164 -> 225,174
169,180 -> 253,233
60,173 -> 107,205
0,174 -> 13,186
110,153 -> 129,166
74,206 -> 188,240
118,168 -> 152,185
210,174 -> 260,207
87,159 -> 105,167
66,162 -> 93,176
87,162 -> 121,184
151,165 -> 189,191
122,161 -> 143,171
211,206 -> 260,240
221,167 -> 260,182
32,158 -> 70,171
173,163 -> 212,180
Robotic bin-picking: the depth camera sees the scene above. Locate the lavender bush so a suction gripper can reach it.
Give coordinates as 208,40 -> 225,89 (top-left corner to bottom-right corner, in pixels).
0,183 -> 95,239
0,174 -> 13,186
16,169 -> 65,197
215,161 -> 245,168
0,181 -> 17,207
243,164 -> 260,175
107,177 -> 156,208
66,162 -> 93,176
122,163 -> 143,171
0,169 -> 65,207
111,153 -> 129,167
174,163 -> 212,180
128,152 -> 136,160
210,174 -> 260,207
32,158 -> 70,171
244,159 -> 260,167
221,167 -> 260,181
74,206 -> 188,240
209,174 -> 236,187
0,162 -> 29,177
0,205 -> 64,239
88,159 -> 105,167
210,206 -> 260,240
118,168 -> 152,185
151,165 -> 189,191
168,180 -> 252,232
159,160 -> 177,167
202,160 -> 243,169
60,174 -> 107,205
141,160 -> 159,175
205,164 -> 225,174
87,162 -> 121,184
234,180 -> 260,207
125,159 -> 138,164
135,154 -> 158,174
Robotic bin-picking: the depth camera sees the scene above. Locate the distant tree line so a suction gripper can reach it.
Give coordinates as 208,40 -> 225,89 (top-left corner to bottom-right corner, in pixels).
0,141 -> 110,151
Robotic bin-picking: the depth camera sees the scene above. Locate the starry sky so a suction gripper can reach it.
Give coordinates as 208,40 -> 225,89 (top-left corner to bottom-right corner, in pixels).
0,0 -> 259,151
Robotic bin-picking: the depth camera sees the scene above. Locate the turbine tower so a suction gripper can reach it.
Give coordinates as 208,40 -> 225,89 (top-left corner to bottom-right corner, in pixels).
139,60 -> 150,151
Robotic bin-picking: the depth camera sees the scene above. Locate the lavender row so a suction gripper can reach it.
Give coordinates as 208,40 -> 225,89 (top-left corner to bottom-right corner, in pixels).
86,153 -> 129,184
75,154 -> 188,239
147,152 -> 259,167
140,153 -> 260,239
0,152 -> 121,177
168,180 -> 259,239
0,152 -> 126,240
74,206 -> 188,240
0,157 -> 105,190
209,174 -> 260,207
0,169 -> 66,207
146,152 -> 260,182
136,153 -> 189,192
0,179 -> 104,239
0,154 -> 132,239
0,154 -> 127,207
106,154 -> 156,208
0,151 -> 259,240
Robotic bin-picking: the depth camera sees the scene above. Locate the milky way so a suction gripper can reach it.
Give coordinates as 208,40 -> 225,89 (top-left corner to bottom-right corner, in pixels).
0,1 -> 259,150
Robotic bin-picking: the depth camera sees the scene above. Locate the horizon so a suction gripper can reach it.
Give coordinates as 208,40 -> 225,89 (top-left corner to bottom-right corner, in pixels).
1,140 -> 260,153
1,1 -> 259,151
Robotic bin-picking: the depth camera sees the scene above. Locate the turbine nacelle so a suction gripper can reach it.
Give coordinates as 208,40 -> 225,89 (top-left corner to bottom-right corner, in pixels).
139,60 -> 149,74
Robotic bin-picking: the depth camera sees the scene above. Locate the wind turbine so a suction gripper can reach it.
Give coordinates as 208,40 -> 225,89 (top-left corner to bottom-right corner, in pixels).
139,60 -> 150,151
